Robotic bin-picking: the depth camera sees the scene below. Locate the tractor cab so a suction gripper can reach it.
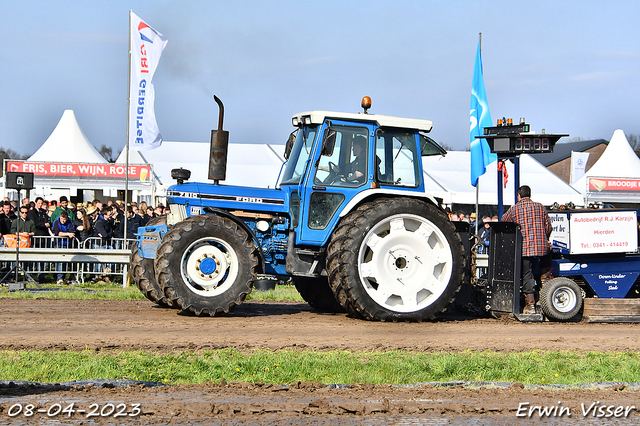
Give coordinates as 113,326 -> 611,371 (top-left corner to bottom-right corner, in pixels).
280,97 -> 447,246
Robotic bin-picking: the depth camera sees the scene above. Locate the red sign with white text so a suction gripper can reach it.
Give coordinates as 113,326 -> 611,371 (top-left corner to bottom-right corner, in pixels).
588,177 -> 640,192
5,161 -> 150,181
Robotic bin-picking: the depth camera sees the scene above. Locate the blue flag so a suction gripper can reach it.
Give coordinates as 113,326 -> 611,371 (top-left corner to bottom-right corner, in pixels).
469,42 -> 496,186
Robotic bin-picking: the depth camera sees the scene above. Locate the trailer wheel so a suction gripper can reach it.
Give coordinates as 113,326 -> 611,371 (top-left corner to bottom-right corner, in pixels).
155,215 -> 258,316
326,198 -> 464,321
540,277 -> 583,321
293,277 -> 345,313
131,215 -> 172,307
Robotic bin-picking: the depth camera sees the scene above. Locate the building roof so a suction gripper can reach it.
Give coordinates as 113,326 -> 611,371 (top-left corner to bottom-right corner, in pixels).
28,110 -> 108,163
531,138 -> 608,167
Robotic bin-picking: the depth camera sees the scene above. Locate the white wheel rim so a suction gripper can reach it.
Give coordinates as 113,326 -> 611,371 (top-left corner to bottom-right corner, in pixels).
552,286 -> 577,313
358,213 -> 453,313
180,237 -> 239,297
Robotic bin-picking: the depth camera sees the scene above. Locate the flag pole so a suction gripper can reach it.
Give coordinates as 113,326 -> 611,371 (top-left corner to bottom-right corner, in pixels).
124,10 -> 132,256
474,32 -> 481,236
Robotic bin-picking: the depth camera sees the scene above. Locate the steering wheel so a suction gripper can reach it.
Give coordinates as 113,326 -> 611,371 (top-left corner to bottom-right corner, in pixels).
323,161 -> 344,185
329,161 -> 341,174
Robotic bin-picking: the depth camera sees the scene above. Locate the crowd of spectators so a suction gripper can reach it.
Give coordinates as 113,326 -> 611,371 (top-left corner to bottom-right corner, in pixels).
1,196 -> 170,246
0,197 -> 170,285
445,208 -> 499,254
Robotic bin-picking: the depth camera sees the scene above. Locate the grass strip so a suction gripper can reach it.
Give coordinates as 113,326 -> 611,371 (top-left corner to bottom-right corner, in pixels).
1,349 -> 639,386
0,285 -> 303,302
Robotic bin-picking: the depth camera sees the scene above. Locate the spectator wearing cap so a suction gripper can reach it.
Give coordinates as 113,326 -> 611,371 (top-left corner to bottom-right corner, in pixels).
50,196 -> 76,224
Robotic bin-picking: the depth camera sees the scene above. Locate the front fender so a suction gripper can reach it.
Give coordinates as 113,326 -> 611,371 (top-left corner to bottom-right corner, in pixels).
202,207 -> 266,274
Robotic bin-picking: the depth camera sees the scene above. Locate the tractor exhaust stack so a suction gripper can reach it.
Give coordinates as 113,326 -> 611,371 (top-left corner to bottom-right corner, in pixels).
208,95 -> 229,184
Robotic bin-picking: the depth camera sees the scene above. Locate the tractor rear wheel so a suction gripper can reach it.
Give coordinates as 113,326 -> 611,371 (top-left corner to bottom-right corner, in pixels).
327,198 -> 464,321
293,276 -> 345,313
155,214 -> 258,316
131,215 -> 171,307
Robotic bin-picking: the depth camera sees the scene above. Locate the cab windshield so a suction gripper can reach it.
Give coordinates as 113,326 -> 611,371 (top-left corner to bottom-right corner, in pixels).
280,125 -> 318,185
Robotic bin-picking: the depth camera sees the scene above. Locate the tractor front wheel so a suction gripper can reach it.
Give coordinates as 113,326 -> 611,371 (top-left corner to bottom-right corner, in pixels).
155,215 -> 258,316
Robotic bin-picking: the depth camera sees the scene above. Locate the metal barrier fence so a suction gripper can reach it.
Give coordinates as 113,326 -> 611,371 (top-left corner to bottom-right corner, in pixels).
0,236 -> 134,286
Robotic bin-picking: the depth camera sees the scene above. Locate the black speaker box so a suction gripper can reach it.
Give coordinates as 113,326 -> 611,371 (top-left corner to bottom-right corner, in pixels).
5,172 -> 34,190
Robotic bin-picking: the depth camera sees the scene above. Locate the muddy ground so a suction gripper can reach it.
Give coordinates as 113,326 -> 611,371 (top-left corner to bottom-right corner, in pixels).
1,299 -> 640,425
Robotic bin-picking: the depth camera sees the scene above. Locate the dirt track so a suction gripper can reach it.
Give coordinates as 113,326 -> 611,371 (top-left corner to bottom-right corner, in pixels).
1,298 -> 639,353
1,298 -> 640,425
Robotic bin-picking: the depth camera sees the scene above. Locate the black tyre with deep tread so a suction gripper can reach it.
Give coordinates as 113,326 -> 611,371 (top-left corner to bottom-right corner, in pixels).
540,277 -> 583,321
130,215 -> 172,307
293,276 -> 345,313
155,214 -> 258,316
326,197 -> 465,322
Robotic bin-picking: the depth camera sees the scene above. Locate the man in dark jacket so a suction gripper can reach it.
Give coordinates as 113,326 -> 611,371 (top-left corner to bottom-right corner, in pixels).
91,206 -> 113,247
27,197 -> 51,242
0,201 -> 17,236
119,206 -> 145,240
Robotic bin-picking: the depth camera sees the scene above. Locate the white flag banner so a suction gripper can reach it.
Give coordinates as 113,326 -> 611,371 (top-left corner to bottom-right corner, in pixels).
129,11 -> 167,151
570,151 -> 590,184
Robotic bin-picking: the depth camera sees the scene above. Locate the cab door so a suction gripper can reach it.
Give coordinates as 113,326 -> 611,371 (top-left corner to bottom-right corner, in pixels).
296,120 -> 375,245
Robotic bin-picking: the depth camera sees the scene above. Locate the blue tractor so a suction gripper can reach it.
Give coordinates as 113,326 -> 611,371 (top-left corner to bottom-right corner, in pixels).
131,97 -> 466,321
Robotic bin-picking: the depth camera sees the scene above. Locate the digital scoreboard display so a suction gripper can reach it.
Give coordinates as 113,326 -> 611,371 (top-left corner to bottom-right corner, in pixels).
478,120 -> 567,155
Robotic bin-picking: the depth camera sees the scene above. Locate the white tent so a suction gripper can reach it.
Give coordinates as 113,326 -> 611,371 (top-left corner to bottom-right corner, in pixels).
28,110 -> 107,163
571,129 -> 640,203
422,151 -> 584,207
116,142 -> 285,195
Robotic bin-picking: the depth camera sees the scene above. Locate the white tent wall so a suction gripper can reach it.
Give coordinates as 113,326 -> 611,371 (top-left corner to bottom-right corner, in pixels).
116,142 -> 286,203
422,151 -> 584,208
117,141 -> 582,209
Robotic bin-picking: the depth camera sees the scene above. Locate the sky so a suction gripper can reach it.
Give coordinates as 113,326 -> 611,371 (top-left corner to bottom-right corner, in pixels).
1,0 -> 639,159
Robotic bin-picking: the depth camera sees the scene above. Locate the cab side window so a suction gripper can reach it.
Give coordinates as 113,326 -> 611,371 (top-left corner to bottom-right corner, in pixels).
375,129 -> 420,187
314,126 -> 368,187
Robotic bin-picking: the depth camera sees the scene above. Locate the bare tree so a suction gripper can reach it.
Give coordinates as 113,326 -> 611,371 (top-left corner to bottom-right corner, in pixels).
0,147 -> 30,177
98,144 -> 121,163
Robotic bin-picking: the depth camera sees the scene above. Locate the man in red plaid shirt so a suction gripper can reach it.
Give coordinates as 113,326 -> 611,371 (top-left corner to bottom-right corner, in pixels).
502,185 -> 552,314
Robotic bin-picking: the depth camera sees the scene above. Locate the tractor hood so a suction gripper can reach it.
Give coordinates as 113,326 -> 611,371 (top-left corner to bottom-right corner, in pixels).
166,182 -> 288,215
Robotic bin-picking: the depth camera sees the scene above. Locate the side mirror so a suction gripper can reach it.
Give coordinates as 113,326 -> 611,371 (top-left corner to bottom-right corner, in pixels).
284,129 -> 298,160
320,127 -> 337,157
